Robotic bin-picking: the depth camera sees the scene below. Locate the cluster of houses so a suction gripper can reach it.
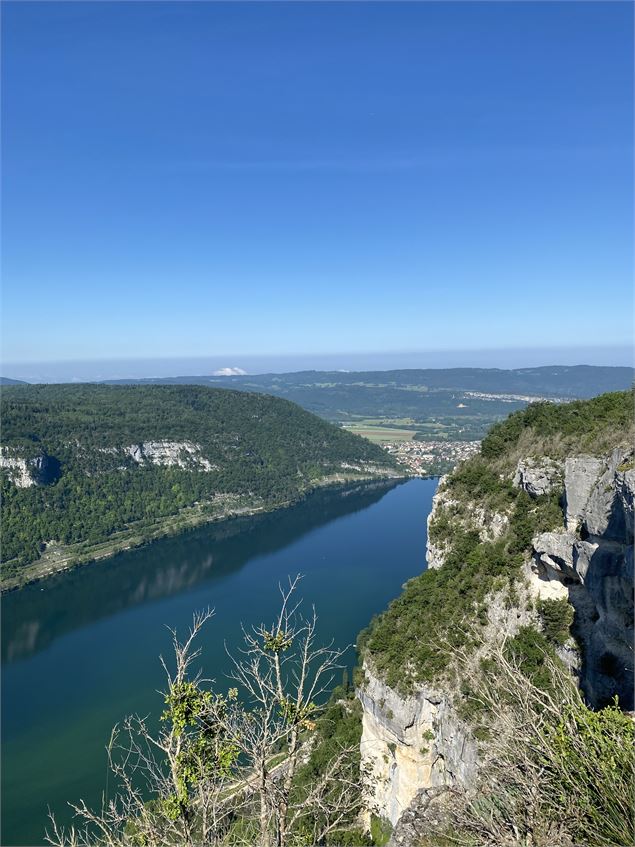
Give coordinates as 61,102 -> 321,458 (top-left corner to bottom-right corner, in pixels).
384,438 -> 480,476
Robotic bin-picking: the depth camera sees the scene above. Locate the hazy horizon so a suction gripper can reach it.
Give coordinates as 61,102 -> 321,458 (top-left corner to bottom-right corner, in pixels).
3,344 -> 633,384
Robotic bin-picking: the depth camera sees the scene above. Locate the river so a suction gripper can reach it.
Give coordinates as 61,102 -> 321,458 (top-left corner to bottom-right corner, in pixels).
1,477 -> 437,845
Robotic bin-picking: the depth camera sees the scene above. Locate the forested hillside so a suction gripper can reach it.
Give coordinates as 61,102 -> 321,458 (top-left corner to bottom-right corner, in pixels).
1,385 -> 397,582
105,365 -> 634,399
103,365 -> 635,442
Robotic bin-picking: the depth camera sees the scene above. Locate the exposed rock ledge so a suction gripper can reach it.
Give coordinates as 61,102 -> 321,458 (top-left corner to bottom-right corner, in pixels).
0,450 -> 57,488
359,445 -> 634,839
529,448 -> 634,709
513,456 -> 562,498
124,441 -> 216,471
357,584 -> 535,835
425,474 -> 508,571
357,668 -> 477,829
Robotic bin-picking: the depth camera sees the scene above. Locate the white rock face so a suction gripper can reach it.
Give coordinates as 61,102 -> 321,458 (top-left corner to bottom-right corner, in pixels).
358,669 -> 477,828
564,456 -> 603,530
525,561 -> 569,601
425,475 -> 450,570
531,448 -> 634,708
0,450 -> 52,487
513,457 -> 562,498
358,575 -> 538,832
533,530 -> 578,578
0,455 -> 35,487
472,507 -> 509,542
125,441 -> 216,471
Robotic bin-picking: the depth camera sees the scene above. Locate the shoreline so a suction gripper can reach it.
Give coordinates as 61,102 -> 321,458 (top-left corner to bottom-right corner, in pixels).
1,471 -> 409,594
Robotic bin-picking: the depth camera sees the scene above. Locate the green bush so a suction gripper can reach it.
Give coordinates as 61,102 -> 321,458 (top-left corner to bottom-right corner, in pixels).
537,597 -> 574,646
505,626 -> 557,695
369,814 -> 392,846
439,644 -> 635,847
481,389 -> 634,461
547,699 -> 635,846
365,470 -> 561,690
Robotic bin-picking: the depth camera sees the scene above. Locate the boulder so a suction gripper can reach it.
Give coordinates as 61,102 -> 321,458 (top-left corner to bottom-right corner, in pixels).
564,456 -> 603,530
513,458 -> 562,498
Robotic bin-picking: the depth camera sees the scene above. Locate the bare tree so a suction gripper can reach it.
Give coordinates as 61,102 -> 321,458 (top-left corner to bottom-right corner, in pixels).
218,574 -> 353,847
46,608 -> 244,847
46,578 -> 364,847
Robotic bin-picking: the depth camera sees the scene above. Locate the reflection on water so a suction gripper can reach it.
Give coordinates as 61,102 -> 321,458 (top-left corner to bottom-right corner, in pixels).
2,477 -> 436,846
2,480 -> 398,663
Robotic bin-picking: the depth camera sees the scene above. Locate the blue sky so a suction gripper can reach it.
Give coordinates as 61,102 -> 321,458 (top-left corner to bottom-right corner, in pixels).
2,1 -> 633,375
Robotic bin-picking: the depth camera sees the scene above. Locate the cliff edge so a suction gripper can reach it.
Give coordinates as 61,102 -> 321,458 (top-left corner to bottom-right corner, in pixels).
356,391 -> 634,843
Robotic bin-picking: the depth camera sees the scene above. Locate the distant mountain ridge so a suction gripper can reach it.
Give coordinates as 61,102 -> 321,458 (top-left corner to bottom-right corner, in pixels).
103,365 -> 634,398
101,366 -> 634,441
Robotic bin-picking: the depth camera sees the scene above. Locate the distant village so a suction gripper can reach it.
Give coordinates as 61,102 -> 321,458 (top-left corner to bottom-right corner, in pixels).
463,391 -> 570,404
384,438 -> 481,476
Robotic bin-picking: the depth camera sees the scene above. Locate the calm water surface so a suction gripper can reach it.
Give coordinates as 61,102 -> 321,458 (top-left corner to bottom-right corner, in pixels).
2,477 -> 437,845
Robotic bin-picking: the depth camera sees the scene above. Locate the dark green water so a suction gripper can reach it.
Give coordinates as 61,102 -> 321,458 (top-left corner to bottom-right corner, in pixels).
1,477 -> 437,846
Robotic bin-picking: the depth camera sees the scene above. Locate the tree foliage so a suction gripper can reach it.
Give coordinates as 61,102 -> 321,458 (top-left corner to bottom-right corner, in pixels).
1,384 -> 395,570
481,389 -> 634,461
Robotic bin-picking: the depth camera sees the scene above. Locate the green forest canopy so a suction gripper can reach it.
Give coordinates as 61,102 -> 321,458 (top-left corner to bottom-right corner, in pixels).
1,384 -> 396,570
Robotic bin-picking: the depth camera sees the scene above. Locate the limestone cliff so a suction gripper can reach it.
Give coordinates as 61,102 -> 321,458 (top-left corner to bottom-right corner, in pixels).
124,441 -> 217,471
356,399 -> 634,840
529,448 -> 634,709
358,479 -> 522,832
0,449 -> 58,487
357,667 -> 477,829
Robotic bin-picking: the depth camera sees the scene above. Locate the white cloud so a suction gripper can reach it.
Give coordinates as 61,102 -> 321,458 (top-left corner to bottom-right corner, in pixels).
213,367 -> 248,377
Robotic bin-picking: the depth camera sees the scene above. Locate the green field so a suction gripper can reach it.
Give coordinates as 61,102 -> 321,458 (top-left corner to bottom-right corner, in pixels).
343,424 -> 416,443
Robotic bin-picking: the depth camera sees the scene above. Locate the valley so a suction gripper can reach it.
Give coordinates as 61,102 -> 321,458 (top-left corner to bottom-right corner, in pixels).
1,379 -> 633,846
102,366 -> 635,473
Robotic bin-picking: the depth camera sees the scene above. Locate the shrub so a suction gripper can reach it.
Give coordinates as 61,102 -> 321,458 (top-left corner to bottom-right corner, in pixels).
537,597 -> 574,646
369,815 -> 392,846
481,390 -> 634,462
437,640 -> 635,847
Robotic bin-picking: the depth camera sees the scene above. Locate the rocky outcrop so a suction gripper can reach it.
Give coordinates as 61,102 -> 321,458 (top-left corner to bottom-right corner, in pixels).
530,448 -> 634,708
360,443 -> 634,840
358,669 -> 478,829
0,450 -> 58,487
357,576 -> 539,833
564,456 -> 604,530
387,787 -> 450,847
472,507 -> 509,542
1,455 -> 37,488
425,475 -> 450,570
425,475 -> 509,571
513,457 -> 562,498
125,441 -> 216,471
